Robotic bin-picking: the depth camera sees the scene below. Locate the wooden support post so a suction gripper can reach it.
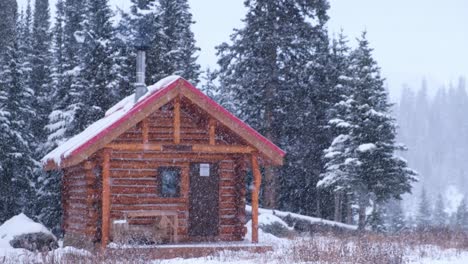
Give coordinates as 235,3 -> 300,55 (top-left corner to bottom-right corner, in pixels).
174,97 -> 181,144
251,153 -> 262,243
142,118 -> 149,144
101,149 -> 111,249
209,118 -> 216,145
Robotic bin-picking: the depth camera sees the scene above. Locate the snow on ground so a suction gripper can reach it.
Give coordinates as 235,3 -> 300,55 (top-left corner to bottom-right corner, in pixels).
246,205 -> 358,230
0,213 -> 54,249
2,210 -> 468,263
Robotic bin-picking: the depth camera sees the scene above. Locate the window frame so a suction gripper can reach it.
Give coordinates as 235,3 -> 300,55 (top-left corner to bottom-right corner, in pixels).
158,166 -> 181,198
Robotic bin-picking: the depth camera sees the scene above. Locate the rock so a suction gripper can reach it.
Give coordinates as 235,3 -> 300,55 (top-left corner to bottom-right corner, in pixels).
10,232 -> 59,252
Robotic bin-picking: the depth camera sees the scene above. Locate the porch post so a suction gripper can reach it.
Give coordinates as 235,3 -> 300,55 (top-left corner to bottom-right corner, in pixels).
251,153 -> 261,243
101,148 -> 111,248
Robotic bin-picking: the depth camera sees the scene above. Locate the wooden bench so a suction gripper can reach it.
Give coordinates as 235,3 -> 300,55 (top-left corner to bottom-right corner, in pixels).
112,210 -> 179,244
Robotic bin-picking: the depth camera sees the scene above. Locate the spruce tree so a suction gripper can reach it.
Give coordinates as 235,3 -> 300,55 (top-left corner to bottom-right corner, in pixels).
217,0 -> 331,212
31,0 -> 53,154
128,0 -> 200,86
46,0 -> 86,148
0,0 -> 19,222
318,32 -> 354,221
432,193 -> 447,228
40,0 -> 67,232
74,0 -> 117,130
151,0 -> 200,84
113,10 -> 135,99
319,32 -> 416,228
455,198 -> 468,230
385,199 -> 406,233
0,0 -> 36,222
368,202 -> 386,232
416,187 -> 432,230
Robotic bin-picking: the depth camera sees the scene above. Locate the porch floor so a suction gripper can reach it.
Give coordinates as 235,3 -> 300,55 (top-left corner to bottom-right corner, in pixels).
106,242 -> 273,259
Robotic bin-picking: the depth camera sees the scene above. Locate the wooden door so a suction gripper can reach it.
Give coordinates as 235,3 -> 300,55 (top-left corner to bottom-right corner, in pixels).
189,163 -> 219,237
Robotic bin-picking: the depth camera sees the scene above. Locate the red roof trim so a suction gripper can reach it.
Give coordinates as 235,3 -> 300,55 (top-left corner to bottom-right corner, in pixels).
69,81 -> 179,158
68,77 -> 285,161
180,79 -> 286,157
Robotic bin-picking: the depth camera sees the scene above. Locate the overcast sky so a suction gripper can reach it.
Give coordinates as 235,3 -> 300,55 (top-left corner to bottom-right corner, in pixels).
18,0 -> 468,99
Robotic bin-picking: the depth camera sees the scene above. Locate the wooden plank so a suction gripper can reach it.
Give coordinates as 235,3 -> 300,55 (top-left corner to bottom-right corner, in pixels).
209,118 -> 216,145
251,153 -> 261,243
107,143 -> 162,151
107,143 -> 253,154
192,145 -> 254,154
101,149 -> 111,248
111,195 -> 186,205
174,97 -> 181,144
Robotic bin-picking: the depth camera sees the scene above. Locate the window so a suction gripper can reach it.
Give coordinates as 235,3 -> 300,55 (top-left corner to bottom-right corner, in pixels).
158,167 -> 181,198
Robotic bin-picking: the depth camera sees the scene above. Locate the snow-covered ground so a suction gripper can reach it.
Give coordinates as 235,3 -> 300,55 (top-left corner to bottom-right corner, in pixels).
1,210 -> 468,263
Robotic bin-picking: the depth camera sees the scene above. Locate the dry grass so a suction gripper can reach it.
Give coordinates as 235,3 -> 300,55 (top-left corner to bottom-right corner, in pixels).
1,229 -> 468,263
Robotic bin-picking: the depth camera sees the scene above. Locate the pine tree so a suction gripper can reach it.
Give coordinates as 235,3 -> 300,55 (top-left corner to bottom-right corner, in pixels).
31,0 -> 53,154
151,0 -> 200,84
113,10 -> 135,99
74,0 -> 117,130
0,0 -> 36,222
416,187 -> 432,230
39,0 -> 67,233
455,198 -> 468,230
217,0 -> 331,212
45,0 -> 87,148
432,193 -> 447,228
319,32 -> 416,228
128,0 -> 200,86
0,0 -> 19,222
368,202 -> 386,232
318,32 -> 354,221
385,199 -> 406,233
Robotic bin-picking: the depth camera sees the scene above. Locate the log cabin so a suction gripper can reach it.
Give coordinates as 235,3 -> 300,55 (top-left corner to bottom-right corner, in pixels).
41,72 -> 285,250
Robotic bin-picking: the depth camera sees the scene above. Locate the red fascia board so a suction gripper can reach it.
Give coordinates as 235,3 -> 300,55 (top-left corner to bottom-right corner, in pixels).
67,77 -> 285,161
180,79 -> 286,157
68,81 -> 180,158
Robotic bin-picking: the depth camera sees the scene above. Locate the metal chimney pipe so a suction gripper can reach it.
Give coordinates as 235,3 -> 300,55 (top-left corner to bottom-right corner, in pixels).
135,49 -> 148,102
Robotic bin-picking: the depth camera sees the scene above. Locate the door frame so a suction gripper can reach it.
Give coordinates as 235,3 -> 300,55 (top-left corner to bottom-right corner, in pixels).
188,162 -> 220,240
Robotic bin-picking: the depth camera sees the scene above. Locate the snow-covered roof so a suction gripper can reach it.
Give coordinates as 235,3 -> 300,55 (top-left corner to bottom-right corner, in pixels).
42,76 -> 285,169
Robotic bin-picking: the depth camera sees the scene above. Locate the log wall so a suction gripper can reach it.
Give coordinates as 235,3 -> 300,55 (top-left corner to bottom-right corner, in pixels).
62,159 -> 101,248
62,99 -> 248,246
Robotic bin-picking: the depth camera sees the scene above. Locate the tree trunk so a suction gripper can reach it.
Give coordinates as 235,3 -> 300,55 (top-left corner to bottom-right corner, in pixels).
334,191 -> 342,222
262,166 -> 276,208
346,196 -> 353,225
358,202 -> 366,230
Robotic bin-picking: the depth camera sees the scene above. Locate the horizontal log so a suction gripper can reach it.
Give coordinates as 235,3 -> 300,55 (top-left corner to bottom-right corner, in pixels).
220,218 -> 239,225
220,189 -> 238,196
110,152 -> 231,160
111,195 -> 186,205
107,143 -> 254,154
110,169 -> 157,178
220,196 -> 237,203
111,204 -> 187,212
219,161 -> 235,170
112,178 -> 157,186
219,203 -> 237,209
66,227 -> 97,236
108,143 -> 163,151
111,186 -> 158,195
219,226 -> 238,234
